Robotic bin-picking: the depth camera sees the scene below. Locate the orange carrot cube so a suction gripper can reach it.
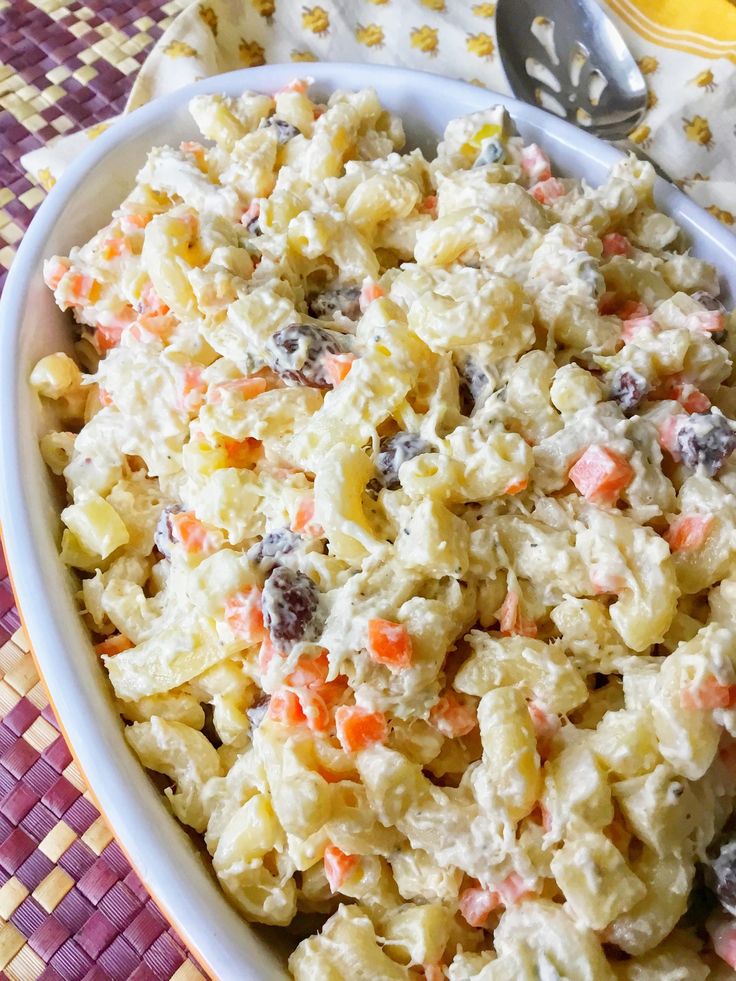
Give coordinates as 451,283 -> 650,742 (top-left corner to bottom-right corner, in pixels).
367,618 -> 413,670
601,233 -> 631,257
530,177 -> 566,204
681,676 -> 736,710
94,634 -> 133,657
568,445 -> 634,507
665,514 -> 713,552
335,705 -> 388,754
323,352 -> 357,387
459,885 -> 500,927
268,689 -> 307,727
291,495 -> 324,537
498,591 -> 537,637
323,844 -> 359,893
225,587 -> 266,643
429,692 -> 477,738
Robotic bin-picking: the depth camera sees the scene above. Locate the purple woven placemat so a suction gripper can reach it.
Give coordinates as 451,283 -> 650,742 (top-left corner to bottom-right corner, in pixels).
0,2 -> 211,977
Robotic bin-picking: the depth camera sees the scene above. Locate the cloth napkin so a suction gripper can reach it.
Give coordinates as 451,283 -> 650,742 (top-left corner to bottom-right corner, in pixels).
22,0 -> 736,226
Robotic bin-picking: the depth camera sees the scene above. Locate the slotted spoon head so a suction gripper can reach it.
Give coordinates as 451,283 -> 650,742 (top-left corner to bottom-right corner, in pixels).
496,0 -> 647,141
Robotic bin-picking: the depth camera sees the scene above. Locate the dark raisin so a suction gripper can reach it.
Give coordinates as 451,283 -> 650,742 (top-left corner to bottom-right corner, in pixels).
244,214 -> 261,236
609,367 -> 649,414
247,528 -> 301,566
153,505 -> 183,558
707,839 -> 736,915
375,432 -> 434,490
457,357 -> 489,416
693,291 -> 728,343
263,117 -> 300,144
247,693 -> 271,729
676,412 -> 736,475
262,567 -> 323,650
267,324 -> 348,388
307,287 -> 361,322
692,290 -> 726,313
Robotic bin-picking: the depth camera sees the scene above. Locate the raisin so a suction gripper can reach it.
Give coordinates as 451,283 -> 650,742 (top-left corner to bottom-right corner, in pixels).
153,505 -> 183,558
693,291 -> 728,343
267,324 -> 348,388
375,432 -> 434,490
692,290 -> 726,314
609,367 -> 649,414
707,839 -> 736,915
244,214 -> 261,236
263,117 -> 300,144
246,693 -> 271,729
307,287 -> 361,322
247,528 -> 301,568
262,567 -> 323,650
457,357 -> 489,415
676,412 -> 736,475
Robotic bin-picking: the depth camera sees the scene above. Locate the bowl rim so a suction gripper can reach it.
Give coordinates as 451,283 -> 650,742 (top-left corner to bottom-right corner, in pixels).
2,61 -> 736,979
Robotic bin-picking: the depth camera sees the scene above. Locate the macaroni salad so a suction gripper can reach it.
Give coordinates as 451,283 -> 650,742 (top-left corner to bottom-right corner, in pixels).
32,81 -> 736,978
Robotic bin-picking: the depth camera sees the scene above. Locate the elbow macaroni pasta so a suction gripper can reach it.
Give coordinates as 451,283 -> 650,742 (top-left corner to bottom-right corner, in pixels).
33,82 -> 736,977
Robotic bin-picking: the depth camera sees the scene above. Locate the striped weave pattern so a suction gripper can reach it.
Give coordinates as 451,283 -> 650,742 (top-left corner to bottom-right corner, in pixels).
0,1 -> 209,976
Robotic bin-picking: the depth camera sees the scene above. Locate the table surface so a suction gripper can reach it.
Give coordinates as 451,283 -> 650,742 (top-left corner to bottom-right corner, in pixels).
0,2 -> 210,978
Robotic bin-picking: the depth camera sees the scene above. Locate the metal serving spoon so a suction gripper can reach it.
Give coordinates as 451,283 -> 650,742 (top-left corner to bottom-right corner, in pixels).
496,0 -> 647,142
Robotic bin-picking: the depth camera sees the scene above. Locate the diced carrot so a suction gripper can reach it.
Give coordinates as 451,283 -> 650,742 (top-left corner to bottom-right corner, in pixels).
359,280 -> 385,311
98,387 -> 113,407
323,352 -> 357,387
258,633 -> 283,676
601,233 -> 631,258
335,705 -> 388,754
297,688 -> 331,733
178,364 -> 207,412
665,514 -> 714,552
656,379 -> 711,414
503,477 -> 528,495
498,591 -> 537,638
589,568 -> 627,594
530,177 -> 566,204
658,414 -> 686,457
286,651 -> 330,689
101,237 -> 129,261
419,195 -> 437,214
268,689 -> 307,726
569,445 -> 634,507
621,315 -> 656,343
691,310 -> 726,335
241,200 -> 261,227
291,495 -> 324,537
95,323 -> 125,353
323,844 -> 359,893
681,676 -> 736,711
280,78 -> 311,95
225,587 -> 266,643
208,376 -> 268,404
520,144 -> 552,183
66,272 -> 96,307
119,212 -> 152,235
429,692 -> 477,738
94,633 -> 133,657
618,300 -> 649,321
169,510 -> 217,554
527,700 -> 560,759
221,436 -> 263,468
708,915 -> 736,969
367,618 -> 413,671
497,872 -> 534,905
138,283 -> 170,317
459,885 -> 501,927
43,257 -> 70,290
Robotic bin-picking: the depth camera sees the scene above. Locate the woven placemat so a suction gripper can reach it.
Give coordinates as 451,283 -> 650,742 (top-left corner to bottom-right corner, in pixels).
0,1 -> 212,977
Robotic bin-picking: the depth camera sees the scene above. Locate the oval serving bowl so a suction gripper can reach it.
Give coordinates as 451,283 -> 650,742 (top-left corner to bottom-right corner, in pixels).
2,62 -> 736,980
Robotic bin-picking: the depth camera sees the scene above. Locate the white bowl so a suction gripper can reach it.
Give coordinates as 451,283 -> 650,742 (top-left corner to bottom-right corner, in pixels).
2,63 -> 736,980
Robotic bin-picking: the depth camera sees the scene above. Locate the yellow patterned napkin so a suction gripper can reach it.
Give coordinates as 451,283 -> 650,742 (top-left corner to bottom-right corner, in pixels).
23,0 -> 736,225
